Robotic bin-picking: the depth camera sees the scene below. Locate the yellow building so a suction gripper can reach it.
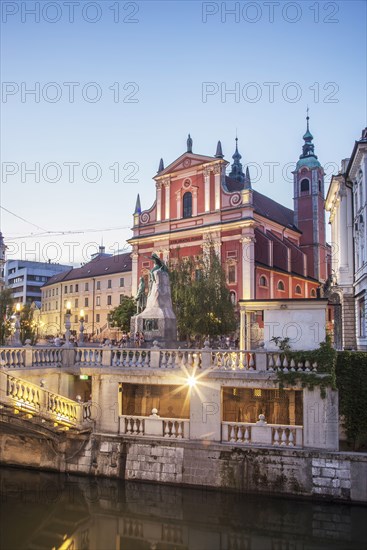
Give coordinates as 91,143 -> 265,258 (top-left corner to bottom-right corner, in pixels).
40,250 -> 132,340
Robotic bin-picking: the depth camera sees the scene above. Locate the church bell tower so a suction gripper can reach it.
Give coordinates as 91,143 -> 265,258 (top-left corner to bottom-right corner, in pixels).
293,114 -> 327,282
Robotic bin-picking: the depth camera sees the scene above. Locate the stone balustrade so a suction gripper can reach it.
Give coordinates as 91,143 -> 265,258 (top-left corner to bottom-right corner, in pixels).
267,353 -> 318,373
222,419 -> 303,447
0,370 -> 89,429
119,411 -> 190,440
0,345 -> 321,378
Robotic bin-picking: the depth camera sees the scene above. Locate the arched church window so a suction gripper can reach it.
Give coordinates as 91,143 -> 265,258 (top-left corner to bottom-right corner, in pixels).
277,280 -> 285,291
300,179 -> 309,194
259,275 -> 268,287
183,192 -> 192,218
295,284 -> 302,295
310,288 -> 316,298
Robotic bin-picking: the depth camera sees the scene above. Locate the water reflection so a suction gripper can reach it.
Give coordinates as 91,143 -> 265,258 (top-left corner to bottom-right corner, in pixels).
0,467 -> 366,550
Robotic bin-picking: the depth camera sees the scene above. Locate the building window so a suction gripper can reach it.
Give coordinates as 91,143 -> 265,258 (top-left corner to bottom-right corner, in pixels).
64,285 -> 68,293
318,180 -> 322,193
359,298 -> 366,337
52,289 -> 55,296
259,275 -> 268,287
56,288 -> 58,296
183,192 -> 192,218
56,301 -> 58,309
96,314 -> 100,323
85,297 -> 89,307
85,314 -> 88,323
120,277 -> 124,287
230,291 -> 236,305
227,264 -> 236,284
295,284 -> 302,295
96,281 -> 101,290
85,282 -> 89,291
96,296 -> 100,306
300,178 -> 309,194
75,298 -> 78,308
277,280 -> 285,291
107,279 -> 112,289
107,295 -> 112,306
70,285 -> 73,293
310,288 -> 316,298
195,269 -> 202,281
75,284 -> 78,292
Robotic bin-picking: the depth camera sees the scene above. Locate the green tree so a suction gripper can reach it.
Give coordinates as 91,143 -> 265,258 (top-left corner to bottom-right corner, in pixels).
0,288 -> 14,345
169,247 -> 237,342
108,296 -> 136,332
20,302 -> 39,344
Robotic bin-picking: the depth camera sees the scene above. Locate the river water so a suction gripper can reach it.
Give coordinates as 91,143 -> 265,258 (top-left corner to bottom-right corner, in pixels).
0,466 -> 366,550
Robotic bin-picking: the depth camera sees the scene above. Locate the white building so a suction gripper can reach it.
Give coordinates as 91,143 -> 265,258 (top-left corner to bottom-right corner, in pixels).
41,249 -> 132,339
5,259 -> 71,305
326,128 -> 367,350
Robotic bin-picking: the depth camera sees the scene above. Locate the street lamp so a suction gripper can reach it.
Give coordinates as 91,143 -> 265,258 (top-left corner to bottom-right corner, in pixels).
64,301 -> 72,346
79,309 -> 85,344
14,303 -> 21,346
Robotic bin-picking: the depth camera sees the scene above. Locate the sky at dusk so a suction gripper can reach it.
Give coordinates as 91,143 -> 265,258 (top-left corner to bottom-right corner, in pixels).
1,0 -> 366,265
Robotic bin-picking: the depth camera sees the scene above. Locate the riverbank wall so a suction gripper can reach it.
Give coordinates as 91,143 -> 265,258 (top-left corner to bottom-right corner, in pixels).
1,431 -> 366,504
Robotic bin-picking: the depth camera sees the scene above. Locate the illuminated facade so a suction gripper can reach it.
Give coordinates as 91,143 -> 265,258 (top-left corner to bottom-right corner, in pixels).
129,121 -> 327,312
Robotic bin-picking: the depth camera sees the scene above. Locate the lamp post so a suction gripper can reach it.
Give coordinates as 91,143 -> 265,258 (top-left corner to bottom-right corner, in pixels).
14,303 -> 21,346
64,301 -> 72,347
79,309 -> 85,344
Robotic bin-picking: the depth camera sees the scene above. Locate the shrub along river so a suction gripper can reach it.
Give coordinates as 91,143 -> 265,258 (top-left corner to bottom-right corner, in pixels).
0,466 -> 366,550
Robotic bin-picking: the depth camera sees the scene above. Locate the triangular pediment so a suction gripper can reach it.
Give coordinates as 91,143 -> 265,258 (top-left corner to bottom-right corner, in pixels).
155,152 -> 224,178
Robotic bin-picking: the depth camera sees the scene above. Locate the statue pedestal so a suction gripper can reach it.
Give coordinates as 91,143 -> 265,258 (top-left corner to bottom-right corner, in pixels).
132,270 -> 177,345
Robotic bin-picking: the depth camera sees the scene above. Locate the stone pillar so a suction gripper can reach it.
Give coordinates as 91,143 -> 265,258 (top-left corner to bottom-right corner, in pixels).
241,233 -> 255,300
156,182 -> 162,222
213,165 -> 221,210
163,178 -> 170,220
93,375 -> 120,434
303,387 -> 339,450
176,190 -> 181,219
189,381 -> 221,441
204,167 -> 211,212
192,188 -> 198,217
289,390 -> 296,424
131,248 -> 139,297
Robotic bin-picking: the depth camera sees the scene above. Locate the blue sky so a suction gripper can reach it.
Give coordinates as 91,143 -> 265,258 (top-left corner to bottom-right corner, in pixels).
1,0 -> 366,264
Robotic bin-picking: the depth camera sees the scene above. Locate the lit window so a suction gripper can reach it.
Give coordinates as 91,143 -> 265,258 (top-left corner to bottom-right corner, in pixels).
85,314 -> 88,323
75,299 -> 78,308
96,296 -> 100,306
85,297 -> 89,307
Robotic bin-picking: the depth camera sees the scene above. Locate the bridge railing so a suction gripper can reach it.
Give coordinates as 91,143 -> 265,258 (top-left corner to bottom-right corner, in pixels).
0,370 -> 90,430
0,344 -> 319,375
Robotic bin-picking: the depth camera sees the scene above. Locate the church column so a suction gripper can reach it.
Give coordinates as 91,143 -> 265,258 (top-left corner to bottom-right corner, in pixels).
163,178 -> 170,220
204,167 -> 211,212
156,182 -> 162,222
176,190 -> 182,219
131,247 -> 139,297
241,233 -> 255,300
192,188 -> 198,217
213,164 -> 222,210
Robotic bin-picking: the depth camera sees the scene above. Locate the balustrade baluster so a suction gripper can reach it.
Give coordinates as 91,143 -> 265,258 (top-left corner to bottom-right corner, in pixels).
167,353 -> 173,368
281,429 -> 287,446
237,425 -> 243,442
305,360 -> 311,372
241,352 -> 248,370
290,359 -> 296,371
297,361 -> 303,372
161,353 -> 167,368
112,351 -> 118,367
131,353 -> 137,367
144,352 -> 150,367
188,353 -> 193,368
249,353 -> 255,371
244,427 -> 250,444
164,421 -> 170,437
229,424 -> 236,442
126,418 -> 132,434
171,421 -> 176,438
282,356 -> 289,372
173,352 -> 180,368
273,428 -> 280,445
137,352 -> 143,366
133,419 -> 138,435
312,362 -> 318,372
275,354 -> 281,369
288,430 -> 294,447
177,422 -> 183,439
